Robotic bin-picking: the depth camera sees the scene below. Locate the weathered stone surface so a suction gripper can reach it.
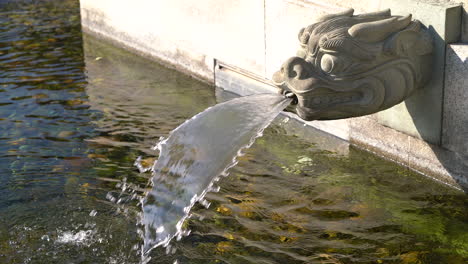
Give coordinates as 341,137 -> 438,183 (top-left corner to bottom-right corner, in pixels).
458,0 -> 468,42
272,9 -> 433,121
443,44 -> 468,154
408,135 -> 468,189
350,116 -> 411,167
374,0 -> 462,144
80,0 -> 266,82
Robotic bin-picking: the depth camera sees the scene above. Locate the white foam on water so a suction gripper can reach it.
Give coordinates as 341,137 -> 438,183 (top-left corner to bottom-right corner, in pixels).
56,229 -> 96,245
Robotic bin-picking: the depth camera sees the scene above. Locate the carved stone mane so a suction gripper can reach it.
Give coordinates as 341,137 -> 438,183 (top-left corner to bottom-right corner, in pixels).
273,9 -> 433,120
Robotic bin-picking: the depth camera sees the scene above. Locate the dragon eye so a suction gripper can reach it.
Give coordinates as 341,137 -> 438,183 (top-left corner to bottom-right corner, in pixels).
320,54 -> 337,73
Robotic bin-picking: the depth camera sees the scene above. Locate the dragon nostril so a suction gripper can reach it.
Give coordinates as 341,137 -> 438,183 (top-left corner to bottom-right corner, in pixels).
289,70 -> 297,78
290,64 -> 303,79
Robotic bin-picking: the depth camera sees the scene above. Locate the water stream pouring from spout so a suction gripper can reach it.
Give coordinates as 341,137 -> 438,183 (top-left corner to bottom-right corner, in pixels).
139,94 -> 291,261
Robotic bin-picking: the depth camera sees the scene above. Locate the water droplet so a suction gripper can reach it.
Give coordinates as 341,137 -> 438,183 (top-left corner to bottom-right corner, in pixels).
106,192 -> 116,202
156,226 -> 164,233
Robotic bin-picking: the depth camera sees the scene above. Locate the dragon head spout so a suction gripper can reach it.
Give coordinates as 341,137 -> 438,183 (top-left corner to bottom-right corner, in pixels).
273,9 -> 433,120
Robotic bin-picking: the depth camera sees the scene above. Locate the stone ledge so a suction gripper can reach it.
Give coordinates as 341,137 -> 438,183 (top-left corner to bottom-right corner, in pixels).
350,117 -> 467,190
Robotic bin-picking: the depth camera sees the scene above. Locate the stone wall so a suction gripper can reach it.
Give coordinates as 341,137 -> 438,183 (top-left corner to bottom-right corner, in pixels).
80,0 -> 468,190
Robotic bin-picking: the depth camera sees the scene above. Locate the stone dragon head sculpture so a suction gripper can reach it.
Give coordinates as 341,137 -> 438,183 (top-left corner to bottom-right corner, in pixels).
273,9 -> 433,120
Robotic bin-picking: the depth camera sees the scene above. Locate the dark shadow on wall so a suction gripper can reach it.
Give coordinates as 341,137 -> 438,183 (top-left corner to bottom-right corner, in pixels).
404,26 -> 445,145
405,26 -> 468,192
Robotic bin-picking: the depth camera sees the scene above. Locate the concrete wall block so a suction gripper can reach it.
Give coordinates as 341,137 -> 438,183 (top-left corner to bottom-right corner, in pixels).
443,44 -> 468,154
459,1 -> 468,42
80,0 -> 266,80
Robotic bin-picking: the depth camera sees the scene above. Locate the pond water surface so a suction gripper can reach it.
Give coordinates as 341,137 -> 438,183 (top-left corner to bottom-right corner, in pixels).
0,1 -> 467,263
